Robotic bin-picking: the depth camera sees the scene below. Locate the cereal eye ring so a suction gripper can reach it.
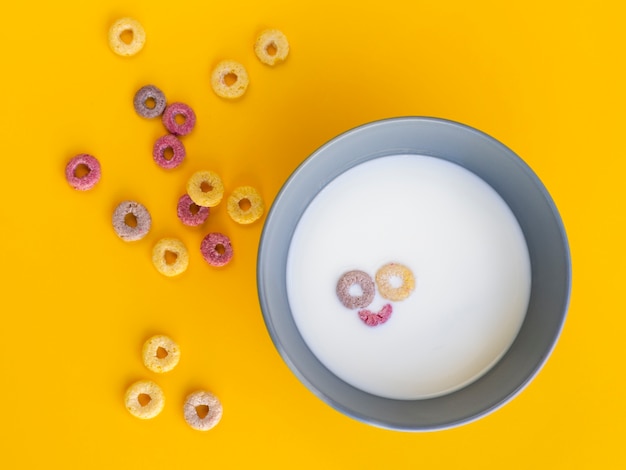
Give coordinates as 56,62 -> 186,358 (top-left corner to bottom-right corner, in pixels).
210,60 -> 249,99
133,85 -> 166,118
162,102 -> 196,136
200,232 -> 233,267
336,270 -> 375,309
142,335 -> 181,373
375,263 -> 416,301
65,154 -> 101,191
177,194 -> 210,227
112,200 -> 152,241
152,238 -> 189,277
226,186 -> 264,224
153,134 -> 186,169
254,29 -> 290,66
187,170 -> 224,208
183,391 -> 223,431
108,17 -> 146,57
124,380 -> 164,419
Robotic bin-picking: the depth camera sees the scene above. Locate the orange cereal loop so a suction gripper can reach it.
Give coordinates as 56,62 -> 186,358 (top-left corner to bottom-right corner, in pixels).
187,170 -> 224,207
124,380 -> 164,419
375,263 -> 416,301
210,60 -> 249,99
108,18 -> 146,57
254,29 -> 289,66
227,186 -> 264,224
142,335 -> 181,373
152,238 -> 189,277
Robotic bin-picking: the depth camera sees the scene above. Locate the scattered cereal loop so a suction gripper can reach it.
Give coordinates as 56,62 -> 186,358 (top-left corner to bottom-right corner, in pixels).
187,170 -> 224,208
65,154 -> 101,191
227,186 -> 264,224
125,380 -> 164,419
152,238 -> 189,277
210,60 -> 249,99
358,304 -> 393,327
336,270 -> 375,309
108,18 -> 146,57
254,29 -> 290,66
112,200 -> 151,241
142,335 -> 181,373
200,232 -> 233,267
153,134 -> 186,169
375,263 -> 415,301
183,391 -> 223,431
134,85 -> 166,119
162,102 -> 196,136
177,193 -> 209,227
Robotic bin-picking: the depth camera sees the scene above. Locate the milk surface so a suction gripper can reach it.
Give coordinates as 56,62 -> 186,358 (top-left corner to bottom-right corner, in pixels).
286,154 -> 531,400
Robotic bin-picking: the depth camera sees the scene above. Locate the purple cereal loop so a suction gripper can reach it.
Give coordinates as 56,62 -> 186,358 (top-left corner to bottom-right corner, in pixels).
177,194 -> 209,226
200,232 -> 233,267
112,200 -> 152,241
162,102 -> 196,136
133,85 -> 167,119
65,154 -> 101,191
153,134 -> 186,169
336,270 -> 375,309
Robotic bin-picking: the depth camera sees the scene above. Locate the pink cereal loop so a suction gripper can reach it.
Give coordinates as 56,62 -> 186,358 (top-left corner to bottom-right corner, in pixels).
200,232 -> 233,267
162,102 -> 196,136
358,304 -> 393,327
152,134 -> 186,169
65,154 -> 101,191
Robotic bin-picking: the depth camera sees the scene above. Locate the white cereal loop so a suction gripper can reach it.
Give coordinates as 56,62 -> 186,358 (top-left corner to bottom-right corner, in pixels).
183,391 -> 223,431
254,29 -> 289,66
125,380 -> 165,419
210,60 -> 249,99
108,17 -> 146,57
142,335 -> 181,373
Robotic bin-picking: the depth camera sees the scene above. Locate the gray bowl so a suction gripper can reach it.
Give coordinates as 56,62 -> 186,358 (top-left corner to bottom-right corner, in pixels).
257,117 -> 571,431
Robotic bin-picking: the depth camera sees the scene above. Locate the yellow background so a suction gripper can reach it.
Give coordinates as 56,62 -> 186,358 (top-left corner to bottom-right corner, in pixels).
1,0 -> 624,468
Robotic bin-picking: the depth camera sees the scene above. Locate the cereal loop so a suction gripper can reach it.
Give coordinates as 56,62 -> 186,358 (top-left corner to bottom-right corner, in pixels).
187,170 -> 224,208
184,391 -> 223,431
112,201 -> 152,241
336,270 -> 375,309
108,18 -> 146,57
375,263 -> 416,301
142,335 -> 181,373
125,380 -> 164,419
358,304 -> 393,327
177,193 -> 210,227
153,134 -> 186,169
200,232 -> 233,267
227,186 -> 264,224
134,85 -> 166,119
162,102 -> 196,136
65,154 -> 101,191
254,29 -> 290,66
152,238 -> 189,277
210,60 -> 249,99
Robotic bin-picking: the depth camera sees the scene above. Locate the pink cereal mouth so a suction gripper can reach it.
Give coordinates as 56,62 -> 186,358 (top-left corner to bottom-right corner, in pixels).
358,303 -> 393,327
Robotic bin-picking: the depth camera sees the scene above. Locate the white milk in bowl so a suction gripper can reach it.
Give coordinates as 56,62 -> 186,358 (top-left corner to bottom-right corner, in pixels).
286,154 -> 531,400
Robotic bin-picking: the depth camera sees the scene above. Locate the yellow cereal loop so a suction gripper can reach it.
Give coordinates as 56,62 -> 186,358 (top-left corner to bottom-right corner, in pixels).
227,186 -> 265,224
254,29 -> 290,66
210,60 -> 249,99
375,263 -> 416,301
124,380 -> 164,419
152,238 -> 189,277
187,170 -> 224,207
108,18 -> 146,57
142,335 -> 181,373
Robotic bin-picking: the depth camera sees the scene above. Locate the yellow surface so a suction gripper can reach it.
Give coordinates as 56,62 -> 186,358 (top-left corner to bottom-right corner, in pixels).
1,0 -> 624,468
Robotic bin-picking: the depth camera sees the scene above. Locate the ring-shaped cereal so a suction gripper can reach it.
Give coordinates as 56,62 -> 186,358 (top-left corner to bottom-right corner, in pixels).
108,18 -> 146,57
162,102 -> 196,136
134,85 -> 166,119
65,154 -> 101,191
177,193 -> 210,226
254,29 -> 290,66
124,380 -> 165,419
142,335 -> 181,373
183,391 -> 223,431
153,134 -> 186,169
152,238 -> 189,277
187,170 -> 224,208
112,200 -> 152,241
336,270 -> 375,309
210,60 -> 249,99
375,262 -> 416,301
200,232 -> 233,267
226,186 -> 264,224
